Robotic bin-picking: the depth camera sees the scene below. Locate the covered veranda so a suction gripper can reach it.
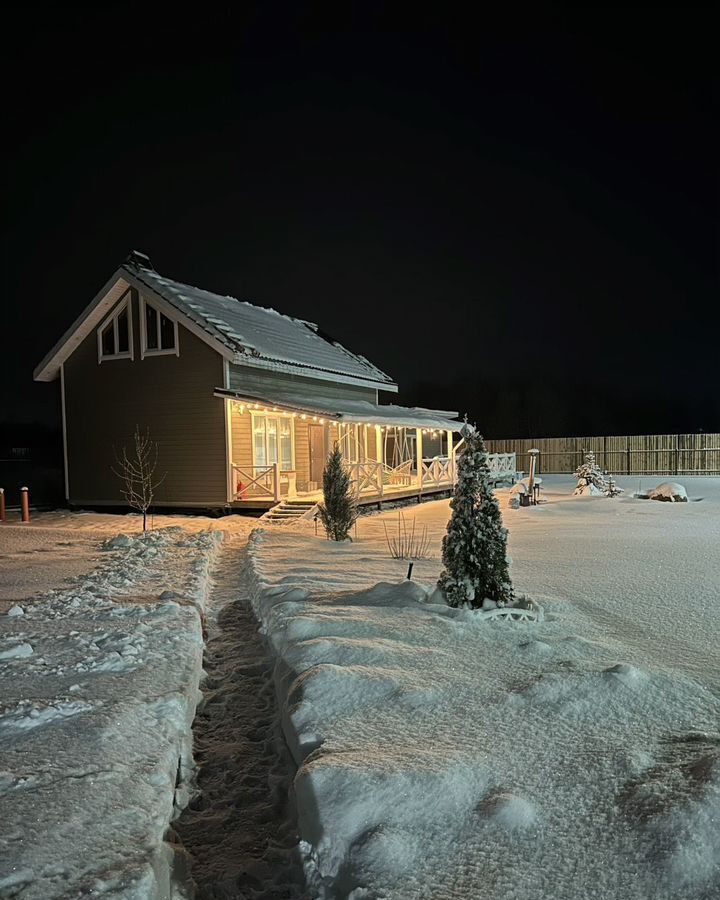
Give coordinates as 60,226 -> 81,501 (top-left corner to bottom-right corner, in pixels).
215,387 -> 470,509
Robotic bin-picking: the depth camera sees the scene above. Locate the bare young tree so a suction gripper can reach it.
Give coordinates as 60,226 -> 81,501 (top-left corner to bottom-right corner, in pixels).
112,426 -> 166,531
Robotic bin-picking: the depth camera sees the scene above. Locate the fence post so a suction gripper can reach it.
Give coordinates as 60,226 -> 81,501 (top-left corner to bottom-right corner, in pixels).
626,443 -> 631,475
675,435 -> 679,475
20,487 -> 30,523
0,488 -> 5,522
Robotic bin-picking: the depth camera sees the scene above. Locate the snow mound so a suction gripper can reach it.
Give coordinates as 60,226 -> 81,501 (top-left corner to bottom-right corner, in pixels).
295,758 -> 491,883
340,580 -> 432,607
477,790 -> 538,830
647,482 -> 688,502
0,642 -> 33,660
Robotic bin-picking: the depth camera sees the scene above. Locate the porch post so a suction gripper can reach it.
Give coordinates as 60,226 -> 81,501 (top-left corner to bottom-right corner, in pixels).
375,425 -> 383,463
224,398 -> 234,503
273,462 -> 281,502
447,430 -> 454,483
416,427 -> 424,495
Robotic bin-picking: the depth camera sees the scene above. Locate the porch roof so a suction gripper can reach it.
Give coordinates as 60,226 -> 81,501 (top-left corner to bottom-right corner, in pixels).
215,387 -> 465,432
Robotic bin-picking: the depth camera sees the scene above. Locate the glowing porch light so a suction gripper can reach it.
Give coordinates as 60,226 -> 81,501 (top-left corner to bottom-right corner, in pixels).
319,418 -> 325,424
300,414 -> 306,420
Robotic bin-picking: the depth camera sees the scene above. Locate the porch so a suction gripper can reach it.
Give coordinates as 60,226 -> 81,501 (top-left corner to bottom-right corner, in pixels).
220,389 -> 516,510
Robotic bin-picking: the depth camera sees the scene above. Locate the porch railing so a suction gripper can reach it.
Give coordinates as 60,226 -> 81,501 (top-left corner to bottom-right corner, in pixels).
347,461 -> 384,498
421,455 -> 454,489
487,452 -> 517,481
232,463 -> 280,501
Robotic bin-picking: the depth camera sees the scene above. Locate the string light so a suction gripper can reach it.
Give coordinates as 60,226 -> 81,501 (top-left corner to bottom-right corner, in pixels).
319,418 -> 325,424
300,414 -> 306,420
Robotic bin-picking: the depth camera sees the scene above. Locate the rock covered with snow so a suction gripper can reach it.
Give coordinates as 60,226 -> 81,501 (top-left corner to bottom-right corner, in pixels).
102,533 -> 133,550
647,481 -> 688,502
0,642 -> 33,660
6,605 -> 24,617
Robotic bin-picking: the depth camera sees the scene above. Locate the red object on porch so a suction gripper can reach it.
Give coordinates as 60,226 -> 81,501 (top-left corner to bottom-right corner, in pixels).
237,480 -> 247,499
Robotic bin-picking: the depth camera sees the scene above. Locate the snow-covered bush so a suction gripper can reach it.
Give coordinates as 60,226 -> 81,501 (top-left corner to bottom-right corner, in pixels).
647,482 -> 688,502
573,452 -> 623,497
574,451 -> 607,496
438,426 -> 513,608
317,443 -> 357,541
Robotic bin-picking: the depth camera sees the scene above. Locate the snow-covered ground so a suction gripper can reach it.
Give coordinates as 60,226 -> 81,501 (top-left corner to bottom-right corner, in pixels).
0,511 -> 244,609
248,476 -> 720,899
0,513 -> 253,899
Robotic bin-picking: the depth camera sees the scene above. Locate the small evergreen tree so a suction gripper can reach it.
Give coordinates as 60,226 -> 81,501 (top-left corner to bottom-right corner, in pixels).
574,451 -> 608,495
318,443 -> 357,541
438,426 -> 513,608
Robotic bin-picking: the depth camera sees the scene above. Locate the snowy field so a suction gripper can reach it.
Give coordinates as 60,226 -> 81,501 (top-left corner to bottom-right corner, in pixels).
2,482 -> 719,899
248,476 -> 720,900
0,513 -> 253,899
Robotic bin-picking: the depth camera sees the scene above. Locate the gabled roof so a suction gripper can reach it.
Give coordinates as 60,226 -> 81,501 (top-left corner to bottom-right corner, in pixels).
34,252 -> 398,389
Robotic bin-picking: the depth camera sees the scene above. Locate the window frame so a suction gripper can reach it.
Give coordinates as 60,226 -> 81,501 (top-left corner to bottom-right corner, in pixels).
251,412 -> 295,472
97,293 -> 134,364
139,294 -> 180,359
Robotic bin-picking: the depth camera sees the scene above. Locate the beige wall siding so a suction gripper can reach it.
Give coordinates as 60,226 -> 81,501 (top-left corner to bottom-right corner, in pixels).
64,290 -> 227,506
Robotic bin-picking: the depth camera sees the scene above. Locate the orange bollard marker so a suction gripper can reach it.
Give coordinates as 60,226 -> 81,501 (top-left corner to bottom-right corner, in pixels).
20,487 -> 30,523
0,487 -> 5,522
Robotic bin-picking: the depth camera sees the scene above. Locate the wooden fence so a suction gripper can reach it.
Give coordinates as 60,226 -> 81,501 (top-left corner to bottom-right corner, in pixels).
485,434 -> 720,476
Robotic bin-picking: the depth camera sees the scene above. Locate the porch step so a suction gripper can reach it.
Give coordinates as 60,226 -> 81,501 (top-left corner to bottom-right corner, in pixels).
261,499 -> 319,525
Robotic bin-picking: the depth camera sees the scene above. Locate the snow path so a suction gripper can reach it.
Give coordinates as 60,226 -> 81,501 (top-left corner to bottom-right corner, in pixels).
175,535 -> 308,900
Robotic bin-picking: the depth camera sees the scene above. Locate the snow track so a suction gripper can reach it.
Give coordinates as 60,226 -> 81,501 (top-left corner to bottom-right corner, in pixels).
175,536 -> 308,900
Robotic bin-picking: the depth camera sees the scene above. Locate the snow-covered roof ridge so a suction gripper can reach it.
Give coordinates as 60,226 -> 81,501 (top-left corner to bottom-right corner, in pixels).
125,262 -> 397,387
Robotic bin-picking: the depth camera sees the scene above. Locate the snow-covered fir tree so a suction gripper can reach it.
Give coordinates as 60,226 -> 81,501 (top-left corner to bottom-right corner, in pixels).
438,425 -> 513,608
318,443 -> 357,541
574,451 -> 608,496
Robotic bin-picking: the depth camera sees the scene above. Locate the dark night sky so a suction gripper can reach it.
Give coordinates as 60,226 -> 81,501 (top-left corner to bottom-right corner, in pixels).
3,4 -> 718,440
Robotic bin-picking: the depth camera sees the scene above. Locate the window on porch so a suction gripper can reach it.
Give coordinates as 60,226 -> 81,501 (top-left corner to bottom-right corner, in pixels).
252,415 -> 293,470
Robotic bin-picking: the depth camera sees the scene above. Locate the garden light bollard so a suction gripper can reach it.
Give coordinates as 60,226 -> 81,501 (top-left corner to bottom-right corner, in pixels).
0,488 -> 5,522
20,487 -> 30,523
527,448 -> 540,499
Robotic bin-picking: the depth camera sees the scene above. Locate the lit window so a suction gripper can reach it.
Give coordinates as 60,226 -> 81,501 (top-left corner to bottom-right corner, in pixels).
252,415 -> 294,470
141,296 -> 178,357
97,295 -> 133,362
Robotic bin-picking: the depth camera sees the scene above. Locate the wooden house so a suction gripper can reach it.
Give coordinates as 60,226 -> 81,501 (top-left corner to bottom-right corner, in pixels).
35,251 -> 482,514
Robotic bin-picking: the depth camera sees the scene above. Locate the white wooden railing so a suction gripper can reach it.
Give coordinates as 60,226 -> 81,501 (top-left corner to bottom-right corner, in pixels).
487,452 -> 517,482
347,461 -> 384,498
232,463 -> 280,501
421,456 -> 454,489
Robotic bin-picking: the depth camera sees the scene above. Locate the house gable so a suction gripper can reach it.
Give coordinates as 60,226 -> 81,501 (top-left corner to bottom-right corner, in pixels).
62,289 -> 227,506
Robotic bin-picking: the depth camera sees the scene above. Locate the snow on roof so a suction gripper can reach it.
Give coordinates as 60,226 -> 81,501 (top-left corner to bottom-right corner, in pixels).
215,386 -> 464,431
128,263 -> 396,387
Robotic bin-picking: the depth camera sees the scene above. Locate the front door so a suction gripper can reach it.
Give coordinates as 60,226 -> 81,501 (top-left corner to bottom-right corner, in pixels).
308,424 -> 326,486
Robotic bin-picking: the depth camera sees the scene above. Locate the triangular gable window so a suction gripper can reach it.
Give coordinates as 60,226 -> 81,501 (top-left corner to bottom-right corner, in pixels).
97,294 -> 133,362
